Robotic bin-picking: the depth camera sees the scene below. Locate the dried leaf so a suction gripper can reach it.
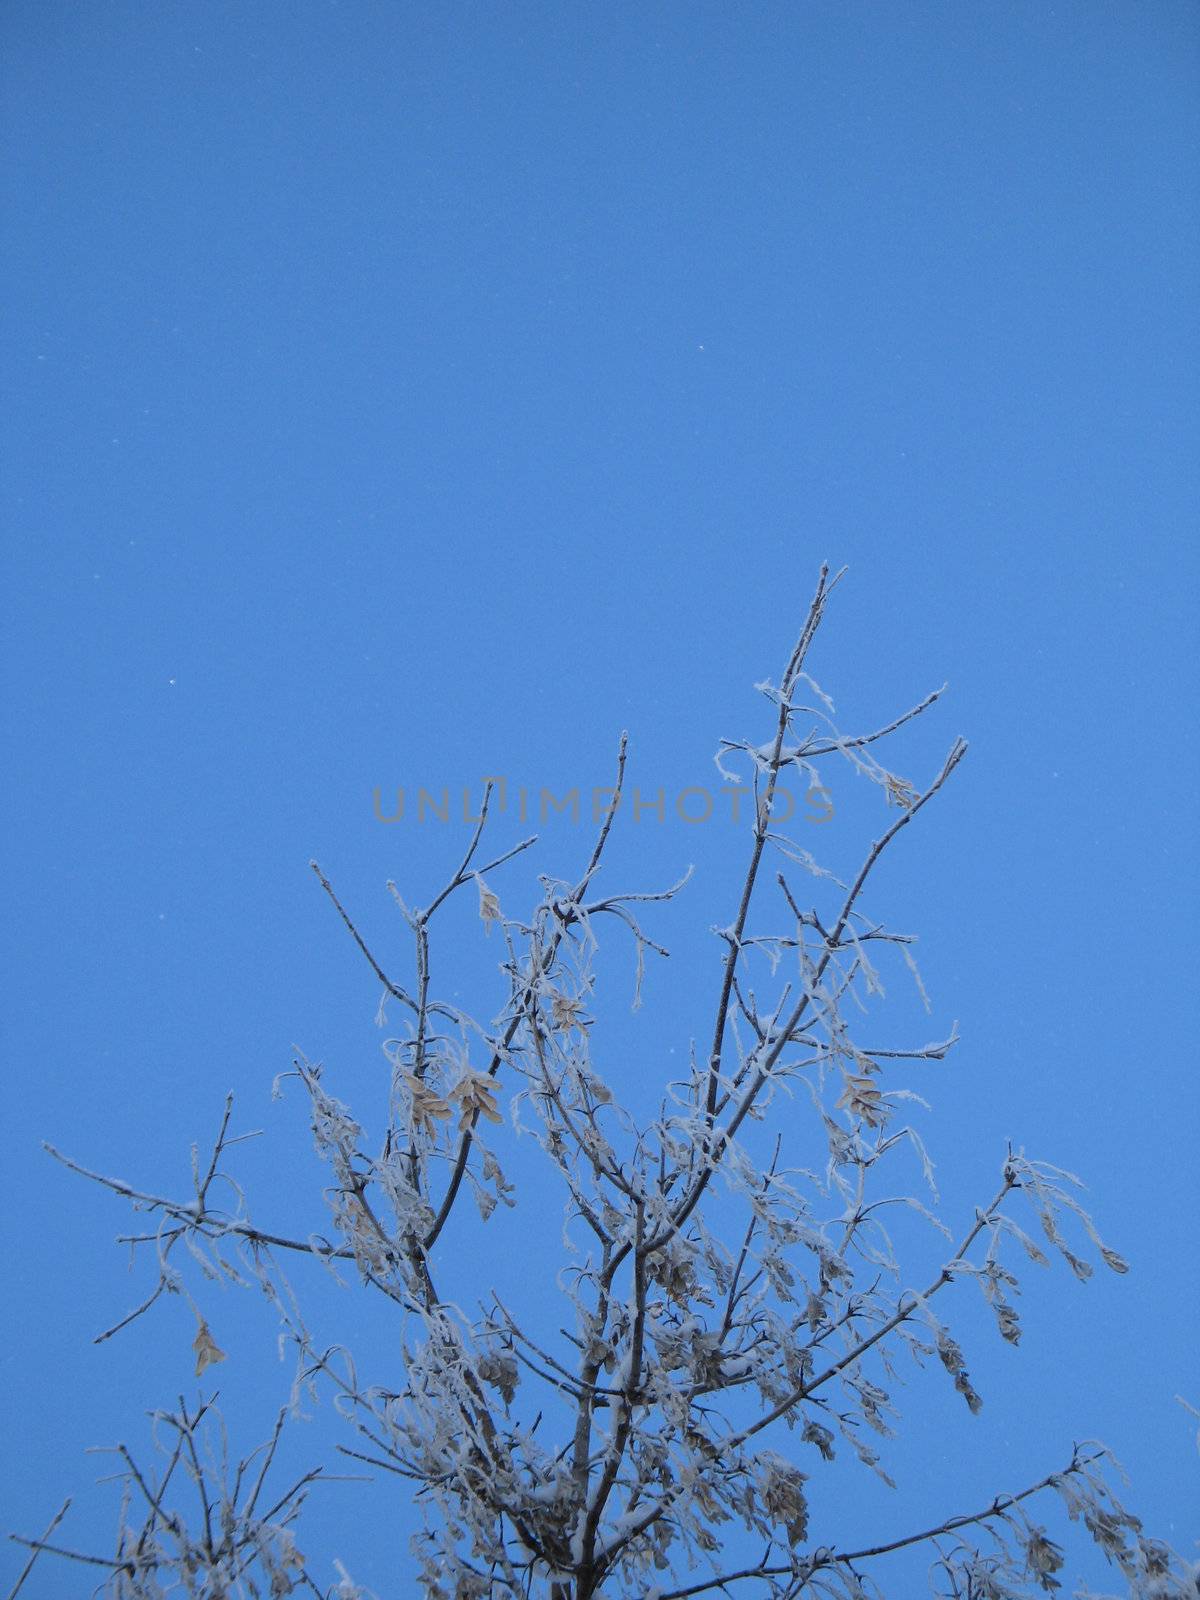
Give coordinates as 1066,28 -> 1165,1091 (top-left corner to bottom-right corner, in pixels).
192,1318 -> 226,1377
405,1074 -> 453,1136
450,1070 -> 503,1129
802,1418 -> 835,1460
478,1351 -> 519,1405
954,1368 -> 983,1414
836,1072 -> 889,1128
477,878 -> 502,934
994,1301 -> 1022,1345
1024,1526 -> 1065,1590
551,991 -> 590,1032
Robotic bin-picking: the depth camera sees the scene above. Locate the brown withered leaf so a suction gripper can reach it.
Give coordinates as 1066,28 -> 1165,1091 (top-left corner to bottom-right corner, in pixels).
405,1074 -> 453,1136
478,1351 -> 519,1405
477,879 -> 502,934
551,991 -> 590,1032
836,1073 -> 889,1128
450,1070 -> 504,1130
1024,1526 -> 1065,1590
193,1318 -> 227,1377
885,772 -> 918,809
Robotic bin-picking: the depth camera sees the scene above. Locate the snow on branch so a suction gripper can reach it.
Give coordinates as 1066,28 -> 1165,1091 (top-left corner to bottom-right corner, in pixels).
21,569 -> 1191,1600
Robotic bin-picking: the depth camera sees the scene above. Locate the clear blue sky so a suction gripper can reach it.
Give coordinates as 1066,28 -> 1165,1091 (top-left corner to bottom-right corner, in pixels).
2,3 -> 1197,1594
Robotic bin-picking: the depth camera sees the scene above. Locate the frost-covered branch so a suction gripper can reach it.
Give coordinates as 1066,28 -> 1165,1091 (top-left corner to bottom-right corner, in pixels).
27,571 -> 1191,1600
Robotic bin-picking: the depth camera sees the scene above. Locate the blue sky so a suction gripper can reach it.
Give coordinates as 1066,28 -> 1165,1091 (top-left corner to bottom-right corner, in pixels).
2,2 -> 1197,1594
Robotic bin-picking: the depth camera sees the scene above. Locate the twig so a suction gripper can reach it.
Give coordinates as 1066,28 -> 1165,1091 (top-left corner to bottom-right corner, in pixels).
5,1499 -> 72,1598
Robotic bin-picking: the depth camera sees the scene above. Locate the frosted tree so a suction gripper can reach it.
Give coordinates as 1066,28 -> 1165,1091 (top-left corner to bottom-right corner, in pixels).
14,567 -> 1194,1599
